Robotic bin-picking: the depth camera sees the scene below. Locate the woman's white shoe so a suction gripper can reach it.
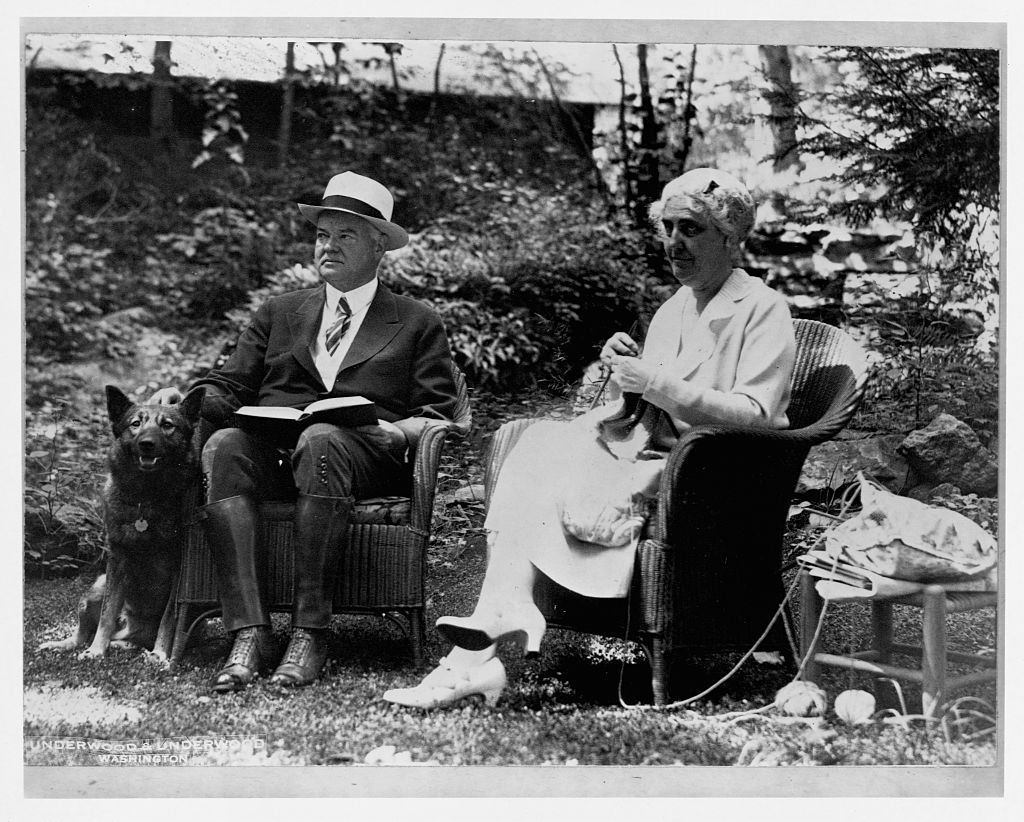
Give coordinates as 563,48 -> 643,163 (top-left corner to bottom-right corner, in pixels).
435,603 -> 546,656
382,656 -> 507,709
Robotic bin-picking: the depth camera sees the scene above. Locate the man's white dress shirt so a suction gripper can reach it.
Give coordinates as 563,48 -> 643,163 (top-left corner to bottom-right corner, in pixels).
312,279 -> 378,390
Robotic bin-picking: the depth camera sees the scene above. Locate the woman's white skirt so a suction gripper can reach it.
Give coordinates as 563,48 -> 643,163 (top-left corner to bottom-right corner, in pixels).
484,419 -> 649,599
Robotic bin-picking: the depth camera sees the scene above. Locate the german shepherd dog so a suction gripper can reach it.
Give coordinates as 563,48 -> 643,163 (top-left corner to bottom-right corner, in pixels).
38,385 -> 205,661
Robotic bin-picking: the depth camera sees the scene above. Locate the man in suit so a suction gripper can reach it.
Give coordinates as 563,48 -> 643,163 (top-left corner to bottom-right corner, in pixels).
153,172 -> 459,693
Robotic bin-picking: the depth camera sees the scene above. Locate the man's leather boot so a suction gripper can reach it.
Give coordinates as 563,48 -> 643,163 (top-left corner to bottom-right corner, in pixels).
270,494 -> 353,687
202,494 -> 275,693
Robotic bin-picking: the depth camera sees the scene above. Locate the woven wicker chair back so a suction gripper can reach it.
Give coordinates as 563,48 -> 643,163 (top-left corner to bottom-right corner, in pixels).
450,366 -> 472,432
786,319 -> 870,432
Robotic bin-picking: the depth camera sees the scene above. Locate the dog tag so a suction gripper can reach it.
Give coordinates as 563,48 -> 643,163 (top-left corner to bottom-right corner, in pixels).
134,518 -> 149,533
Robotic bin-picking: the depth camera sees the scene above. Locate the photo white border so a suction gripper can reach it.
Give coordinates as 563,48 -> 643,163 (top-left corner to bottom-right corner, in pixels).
8,1 -> 1020,813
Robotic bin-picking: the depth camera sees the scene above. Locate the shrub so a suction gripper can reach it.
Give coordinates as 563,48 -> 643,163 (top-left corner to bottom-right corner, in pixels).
384,182 -> 657,391
845,278 -> 999,439
151,206 -> 278,320
25,241 -> 110,353
24,205 -> 278,361
24,405 -> 107,577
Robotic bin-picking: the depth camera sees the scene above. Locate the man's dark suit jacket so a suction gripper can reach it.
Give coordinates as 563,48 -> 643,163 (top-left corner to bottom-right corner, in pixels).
194,282 -> 460,449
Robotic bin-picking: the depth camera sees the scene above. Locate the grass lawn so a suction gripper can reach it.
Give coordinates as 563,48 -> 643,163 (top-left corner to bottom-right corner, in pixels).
23,386 -> 999,772
24,535 -> 998,770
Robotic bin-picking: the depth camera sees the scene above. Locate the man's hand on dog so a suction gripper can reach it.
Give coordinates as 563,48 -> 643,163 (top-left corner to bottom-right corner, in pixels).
149,386 -> 184,405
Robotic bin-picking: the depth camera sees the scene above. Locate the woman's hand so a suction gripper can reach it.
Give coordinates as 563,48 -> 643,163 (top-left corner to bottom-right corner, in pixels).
600,332 -> 640,362
608,354 -> 656,394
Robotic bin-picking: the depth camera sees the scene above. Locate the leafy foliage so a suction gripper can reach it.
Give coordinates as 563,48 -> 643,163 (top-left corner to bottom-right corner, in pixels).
24,404 -> 107,577
27,59 -> 623,339
798,48 -> 998,236
393,182 -> 655,389
782,48 -> 1000,439
26,241 -> 123,359
292,44 -> 398,152
150,206 -> 278,320
595,45 -> 695,223
795,47 -> 999,309
191,79 -> 249,171
845,279 -> 998,440
23,83 -> 287,361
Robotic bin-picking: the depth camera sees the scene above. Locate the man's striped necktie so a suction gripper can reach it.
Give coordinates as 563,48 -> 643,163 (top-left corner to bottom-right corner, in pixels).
325,295 -> 352,356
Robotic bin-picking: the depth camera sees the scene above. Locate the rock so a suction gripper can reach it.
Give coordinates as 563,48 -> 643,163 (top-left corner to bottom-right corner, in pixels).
957,451 -> 1000,496
906,480 -> 965,502
898,414 -> 998,495
927,482 -> 963,500
797,434 -> 913,495
905,483 -> 936,502
835,428 -> 875,441
100,306 -> 155,325
928,492 -> 998,533
452,484 -> 486,504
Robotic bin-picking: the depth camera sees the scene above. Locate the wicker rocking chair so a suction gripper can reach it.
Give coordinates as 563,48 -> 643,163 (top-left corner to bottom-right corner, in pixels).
483,319 -> 870,705
168,366 -> 472,667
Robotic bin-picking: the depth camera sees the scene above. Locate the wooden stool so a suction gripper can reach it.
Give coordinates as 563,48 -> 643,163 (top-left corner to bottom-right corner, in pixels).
799,570 -> 997,716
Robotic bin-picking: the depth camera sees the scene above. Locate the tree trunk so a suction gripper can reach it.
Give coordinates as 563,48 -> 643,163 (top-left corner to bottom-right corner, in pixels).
387,46 -> 405,112
428,42 -> 446,126
433,42 -> 446,95
533,49 -> 610,208
388,51 -> 402,93
370,42 -> 406,111
277,42 -> 296,168
636,44 -> 661,220
611,44 -> 634,215
758,45 -> 804,172
150,41 -> 174,151
675,45 -> 699,173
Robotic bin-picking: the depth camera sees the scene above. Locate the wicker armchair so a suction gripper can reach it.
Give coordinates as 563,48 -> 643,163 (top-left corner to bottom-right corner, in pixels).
168,366 -> 471,667
483,319 -> 870,704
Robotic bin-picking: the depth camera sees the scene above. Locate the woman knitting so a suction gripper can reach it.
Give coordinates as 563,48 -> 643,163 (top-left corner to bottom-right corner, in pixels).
383,167 -> 797,708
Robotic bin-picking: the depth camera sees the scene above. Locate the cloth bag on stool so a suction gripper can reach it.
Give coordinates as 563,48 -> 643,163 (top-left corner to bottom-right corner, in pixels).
824,473 -> 998,582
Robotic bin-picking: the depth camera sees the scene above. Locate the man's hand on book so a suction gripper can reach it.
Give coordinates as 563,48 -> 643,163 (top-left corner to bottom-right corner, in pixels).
355,421 -> 408,458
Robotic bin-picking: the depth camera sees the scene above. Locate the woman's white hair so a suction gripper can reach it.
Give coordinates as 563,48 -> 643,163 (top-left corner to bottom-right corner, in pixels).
648,167 -> 756,262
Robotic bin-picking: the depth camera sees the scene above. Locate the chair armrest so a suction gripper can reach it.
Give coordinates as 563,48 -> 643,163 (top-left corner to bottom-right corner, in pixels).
654,424 -> 821,545
483,417 -> 541,508
409,420 -> 457,533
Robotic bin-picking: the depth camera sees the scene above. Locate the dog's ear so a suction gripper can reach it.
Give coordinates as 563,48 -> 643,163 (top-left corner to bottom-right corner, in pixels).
178,386 -> 207,427
105,385 -> 134,433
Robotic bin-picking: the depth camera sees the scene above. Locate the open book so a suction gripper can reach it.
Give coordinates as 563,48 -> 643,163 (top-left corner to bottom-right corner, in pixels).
233,396 -> 377,445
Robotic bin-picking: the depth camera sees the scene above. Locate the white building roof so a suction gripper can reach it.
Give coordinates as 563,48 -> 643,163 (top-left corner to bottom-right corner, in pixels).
25,34 -> 761,105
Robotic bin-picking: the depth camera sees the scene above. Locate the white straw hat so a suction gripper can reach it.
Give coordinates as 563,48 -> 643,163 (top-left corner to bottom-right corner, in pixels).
297,171 -> 409,250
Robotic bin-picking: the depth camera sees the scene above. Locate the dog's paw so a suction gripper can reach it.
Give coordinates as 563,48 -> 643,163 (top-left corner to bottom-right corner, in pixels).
109,639 -> 137,650
37,638 -> 79,653
78,645 -> 107,660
